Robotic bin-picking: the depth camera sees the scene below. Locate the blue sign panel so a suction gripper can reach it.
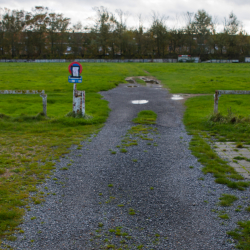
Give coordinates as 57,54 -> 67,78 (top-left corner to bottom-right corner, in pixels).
68,76 -> 82,83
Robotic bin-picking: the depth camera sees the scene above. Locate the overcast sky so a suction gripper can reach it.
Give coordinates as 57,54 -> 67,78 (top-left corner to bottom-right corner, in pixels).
1,0 -> 250,33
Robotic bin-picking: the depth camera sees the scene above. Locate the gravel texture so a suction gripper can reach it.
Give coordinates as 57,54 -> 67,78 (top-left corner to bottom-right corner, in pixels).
4,83 -> 250,249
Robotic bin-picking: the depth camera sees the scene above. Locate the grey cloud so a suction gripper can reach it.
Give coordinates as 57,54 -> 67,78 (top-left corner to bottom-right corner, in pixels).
222,0 -> 250,5
1,0 -> 250,32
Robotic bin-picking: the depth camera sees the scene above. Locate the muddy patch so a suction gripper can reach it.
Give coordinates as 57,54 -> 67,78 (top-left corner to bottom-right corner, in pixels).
125,78 -> 136,84
126,76 -> 162,89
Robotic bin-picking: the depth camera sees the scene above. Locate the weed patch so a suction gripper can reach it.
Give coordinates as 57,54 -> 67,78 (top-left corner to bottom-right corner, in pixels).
228,221 -> 250,249
132,110 -> 157,125
128,208 -> 136,215
218,212 -> 230,220
116,121 -> 158,151
120,148 -> 127,153
218,194 -> 238,207
188,134 -> 249,190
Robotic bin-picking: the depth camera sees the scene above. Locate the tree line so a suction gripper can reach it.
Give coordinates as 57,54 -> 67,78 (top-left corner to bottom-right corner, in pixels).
0,6 -> 249,60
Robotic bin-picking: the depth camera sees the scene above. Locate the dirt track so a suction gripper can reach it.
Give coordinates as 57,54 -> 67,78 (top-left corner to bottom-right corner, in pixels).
7,82 -> 236,249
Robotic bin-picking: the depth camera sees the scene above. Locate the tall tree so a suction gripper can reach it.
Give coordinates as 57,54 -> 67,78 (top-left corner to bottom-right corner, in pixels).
29,7 -> 49,57
2,9 -> 25,58
223,12 -> 240,57
46,12 -> 70,57
149,13 -> 168,57
224,12 -> 239,35
115,9 -> 129,56
191,10 -> 213,54
69,22 -> 84,57
0,8 -> 6,56
183,12 -> 196,54
90,7 -> 116,57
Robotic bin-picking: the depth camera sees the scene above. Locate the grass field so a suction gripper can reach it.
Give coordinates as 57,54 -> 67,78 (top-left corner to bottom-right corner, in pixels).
137,63 -> 250,249
1,62 -> 250,247
0,63 -> 146,242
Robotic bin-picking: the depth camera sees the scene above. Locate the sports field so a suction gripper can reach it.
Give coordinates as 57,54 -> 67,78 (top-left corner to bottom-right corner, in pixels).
0,63 -> 250,247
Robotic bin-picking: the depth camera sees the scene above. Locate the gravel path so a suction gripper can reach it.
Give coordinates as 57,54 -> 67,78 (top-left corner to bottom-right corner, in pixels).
6,82 -> 249,249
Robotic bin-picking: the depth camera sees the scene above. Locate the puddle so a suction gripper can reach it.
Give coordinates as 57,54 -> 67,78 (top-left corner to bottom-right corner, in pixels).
171,95 -> 184,100
127,85 -> 138,88
146,83 -> 162,88
131,100 -> 149,104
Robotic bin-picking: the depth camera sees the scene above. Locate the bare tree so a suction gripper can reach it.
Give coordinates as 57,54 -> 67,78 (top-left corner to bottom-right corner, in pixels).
2,9 -> 26,57
149,12 -> 168,57
224,12 -> 240,35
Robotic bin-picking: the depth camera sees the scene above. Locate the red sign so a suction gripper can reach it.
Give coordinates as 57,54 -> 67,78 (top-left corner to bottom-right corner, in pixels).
68,62 -> 83,75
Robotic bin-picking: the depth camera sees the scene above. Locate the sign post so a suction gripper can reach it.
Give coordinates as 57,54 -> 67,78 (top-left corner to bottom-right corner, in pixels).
68,62 -> 85,116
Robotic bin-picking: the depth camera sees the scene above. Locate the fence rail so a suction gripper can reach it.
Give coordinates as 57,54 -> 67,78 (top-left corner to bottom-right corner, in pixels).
203,59 -> 239,63
0,90 -> 47,116
0,59 -> 178,63
214,90 -> 250,113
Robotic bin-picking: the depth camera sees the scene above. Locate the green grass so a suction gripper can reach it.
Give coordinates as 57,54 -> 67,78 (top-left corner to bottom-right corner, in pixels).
219,213 -> 230,220
218,194 -> 238,207
0,63 -> 146,240
233,156 -> 250,162
60,167 -> 68,170
137,63 -> 250,94
135,78 -> 146,85
117,122 -> 158,154
169,65 -> 250,246
120,148 -> 127,153
228,221 -> 250,249
7,235 -> 17,241
128,208 -> 136,215
236,143 -> 244,148
2,63 -> 250,245
134,63 -> 250,248
187,134 -> 246,189
132,110 -> 157,124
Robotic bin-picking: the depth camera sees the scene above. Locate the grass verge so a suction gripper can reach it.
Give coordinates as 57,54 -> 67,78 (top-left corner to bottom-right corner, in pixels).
136,63 -> 250,249
0,63 -> 146,241
132,110 -> 157,125
228,221 -> 250,249
218,194 -> 238,207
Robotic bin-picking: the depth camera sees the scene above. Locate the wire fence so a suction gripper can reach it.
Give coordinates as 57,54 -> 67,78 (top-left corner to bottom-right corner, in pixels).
0,59 -> 178,63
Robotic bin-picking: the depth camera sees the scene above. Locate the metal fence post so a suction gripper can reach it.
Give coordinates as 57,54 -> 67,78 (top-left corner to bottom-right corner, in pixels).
82,91 -> 85,116
214,90 -> 219,114
214,90 -> 250,114
0,90 -> 47,116
40,93 -> 47,116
